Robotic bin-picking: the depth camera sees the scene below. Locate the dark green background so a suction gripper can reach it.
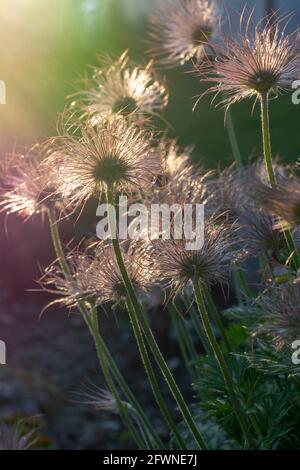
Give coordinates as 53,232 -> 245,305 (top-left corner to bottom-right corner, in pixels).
0,0 -> 299,167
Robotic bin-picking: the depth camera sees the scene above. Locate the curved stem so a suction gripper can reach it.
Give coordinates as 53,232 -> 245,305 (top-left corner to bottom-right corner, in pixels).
88,308 -> 144,449
99,338 -> 164,449
226,107 -> 243,168
202,284 -> 231,352
47,208 -> 161,449
126,299 -> 187,449
193,281 -> 256,449
182,297 -> 213,356
172,302 -> 199,363
260,93 -> 276,188
260,93 -> 300,270
100,342 -> 163,448
129,406 -> 154,450
107,186 -> 207,450
283,229 -> 300,271
168,304 -> 197,381
48,208 -> 72,279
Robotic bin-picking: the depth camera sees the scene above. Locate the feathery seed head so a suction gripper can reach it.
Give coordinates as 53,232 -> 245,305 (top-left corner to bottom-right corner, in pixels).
152,218 -> 238,296
256,176 -> 300,230
43,242 -> 154,309
196,11 -> 300,109
0,420 -> 37,451
151,140 -> 209,206
240,210 -> 286,257
45,118 -> 159,210
72,383 -> 119,414
258,280 -> 300,348
205,166 -> 249,224
41,256 -> 93,311
73,51 -> 168,123
0,145 -> 60,219
85,242 -> 154,306
148,0 -> 218,67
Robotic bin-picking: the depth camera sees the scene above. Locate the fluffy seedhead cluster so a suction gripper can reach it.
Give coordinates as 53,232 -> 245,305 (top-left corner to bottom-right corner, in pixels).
44,118 -> 159,211
240,211 -> 286,258
150,140 -> 210,206
0,421 -> 37,451
2,4 -> 300,450
255,176 -> 300,230
151,218 -> 239,297
72,382 -> 119,413
73,50 -> 168,124
0,145 -> 60,219
148,0 -> 218,67
196,10 -> 300,109
43,242 -> 154,309
205,166 -> 248,224
258,280 -> 300,348
203,161 -> 298,260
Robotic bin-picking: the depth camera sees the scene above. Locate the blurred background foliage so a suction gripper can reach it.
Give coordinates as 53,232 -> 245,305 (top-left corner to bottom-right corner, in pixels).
0,0 -> 300,450
0,0 -> 299,169
0,0 -> 299,295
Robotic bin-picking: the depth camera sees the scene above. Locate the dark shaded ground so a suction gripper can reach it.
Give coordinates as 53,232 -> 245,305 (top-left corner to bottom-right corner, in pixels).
0,209 -> 246,450
0,207 -> 181,449
0,0 -> 299,452
0,287 -> 189,449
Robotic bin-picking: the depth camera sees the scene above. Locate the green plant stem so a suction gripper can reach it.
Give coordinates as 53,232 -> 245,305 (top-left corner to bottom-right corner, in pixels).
193,281 -> 256,449
129,406 -> 154,450
260,93 -> 276,188
88,307 -> 145,449
48,208 -> 72,279
235,264 -> 254,298
260,93 -> 300,271
249,413 -> 265,446
172,303 -> 198,365
168,304 -> 197,381
182,297 -> 213,357
224,108 -> 255,301
202,284 -> 231,352
107,188 -> 207,450
226,107 -> 243,168
283,229 -> 300,270
232,265 -> 244,305
224,108 -> 255,300
102,194 -> 185,447
126,299 -> 186,449
47,208 -> 161,449
100,340 -> 163,449
90,312 -> 162,449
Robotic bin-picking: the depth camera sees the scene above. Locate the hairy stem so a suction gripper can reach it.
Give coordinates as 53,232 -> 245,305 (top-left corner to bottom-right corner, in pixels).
88,308 -> 145,448
100,338 -> 164,449
260,93 -> 276,188
260,93 -> 300,270
193,281 -> 256,449
47,208 -> 161,449
226,107 -> 243,168
107,188 -> 207,450
48,208 -> 72,279
182,296 -> 213,356
126,299 -> 187,449
168,304 -> 198,381
202,284 -> 231,352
